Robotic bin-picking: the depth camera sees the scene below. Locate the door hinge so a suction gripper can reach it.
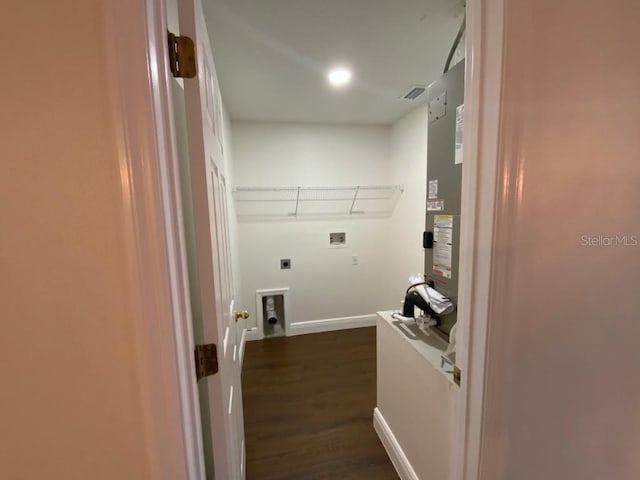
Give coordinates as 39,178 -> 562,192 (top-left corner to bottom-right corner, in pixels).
168,32 -> 197,78
453,365 -> 461,386
195,344 -> 218,381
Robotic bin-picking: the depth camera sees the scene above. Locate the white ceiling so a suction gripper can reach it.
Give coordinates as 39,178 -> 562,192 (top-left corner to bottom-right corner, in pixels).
202,0 -> 464,125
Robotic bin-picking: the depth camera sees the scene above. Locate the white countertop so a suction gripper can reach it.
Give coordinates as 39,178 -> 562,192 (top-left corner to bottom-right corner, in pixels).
377,310 -> 457,386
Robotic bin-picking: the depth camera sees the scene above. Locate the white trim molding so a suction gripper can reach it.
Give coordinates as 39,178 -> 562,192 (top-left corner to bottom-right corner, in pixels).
243,312 -> 377,341
244,327 -> 260,342
373,408 -> 419,480
238,326 -> 258,368
288,314 -> 377,336
452,1 -> 506,479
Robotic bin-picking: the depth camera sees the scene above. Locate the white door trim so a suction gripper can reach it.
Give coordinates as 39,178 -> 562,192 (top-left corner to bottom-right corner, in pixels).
105,0 -> 205,478
452,1 -> 506,479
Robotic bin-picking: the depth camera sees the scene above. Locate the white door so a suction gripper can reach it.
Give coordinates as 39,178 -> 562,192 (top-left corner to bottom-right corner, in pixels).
169,0 -> 245,478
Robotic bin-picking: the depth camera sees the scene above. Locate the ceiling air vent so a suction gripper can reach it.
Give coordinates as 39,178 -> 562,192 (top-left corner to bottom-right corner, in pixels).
401,85 -> 427,100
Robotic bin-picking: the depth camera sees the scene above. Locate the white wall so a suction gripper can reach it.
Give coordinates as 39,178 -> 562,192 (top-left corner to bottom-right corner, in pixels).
480,1 -> 640,479
386,105 -> 429,297
232,113 -> 429,330
0,1 -> 155,478
232,121 -> 392,186
233,121 -> 399,328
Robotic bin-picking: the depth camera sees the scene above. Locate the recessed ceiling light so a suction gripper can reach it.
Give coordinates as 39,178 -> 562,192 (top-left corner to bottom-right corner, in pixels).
327,67 -> 352,88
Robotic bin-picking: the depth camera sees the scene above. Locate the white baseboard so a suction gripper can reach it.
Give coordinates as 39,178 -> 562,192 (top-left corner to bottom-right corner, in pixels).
373,408 -> 419,480
240,327 -> 260,368
243,315 -> 376,341
288,314 -> 377,336
244,327 -> 259,342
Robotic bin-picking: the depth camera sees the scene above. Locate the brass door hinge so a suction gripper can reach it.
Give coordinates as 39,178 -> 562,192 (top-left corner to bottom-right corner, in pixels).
195,344 -> 218,381
453,365 -> 461,386
168,32 -> 197,78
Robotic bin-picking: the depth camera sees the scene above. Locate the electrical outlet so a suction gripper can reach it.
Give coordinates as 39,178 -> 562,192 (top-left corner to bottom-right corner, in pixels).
329,232 -> 347,248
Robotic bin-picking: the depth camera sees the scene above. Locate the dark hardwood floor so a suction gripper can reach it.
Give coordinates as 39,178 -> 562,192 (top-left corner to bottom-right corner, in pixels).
242,327 -> 399,480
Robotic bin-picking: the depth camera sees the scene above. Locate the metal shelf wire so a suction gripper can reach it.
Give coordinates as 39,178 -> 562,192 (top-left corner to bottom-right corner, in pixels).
233,185 -> 403,218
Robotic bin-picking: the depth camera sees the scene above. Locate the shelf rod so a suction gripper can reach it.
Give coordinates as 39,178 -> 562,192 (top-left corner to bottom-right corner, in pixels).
349,186 -> 360,215
234,185 -> 401,192
235,196 -> 393,202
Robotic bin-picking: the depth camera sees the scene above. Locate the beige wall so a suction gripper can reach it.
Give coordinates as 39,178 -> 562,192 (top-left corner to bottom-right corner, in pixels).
481,1 -> 640,478
0,2 -> 152,478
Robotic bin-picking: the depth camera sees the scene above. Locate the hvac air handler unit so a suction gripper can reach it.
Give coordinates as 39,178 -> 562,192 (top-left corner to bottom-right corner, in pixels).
423,60 -> 465,342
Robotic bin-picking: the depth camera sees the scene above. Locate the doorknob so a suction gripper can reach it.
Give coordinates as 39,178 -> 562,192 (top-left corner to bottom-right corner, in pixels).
234,310 -> 250,321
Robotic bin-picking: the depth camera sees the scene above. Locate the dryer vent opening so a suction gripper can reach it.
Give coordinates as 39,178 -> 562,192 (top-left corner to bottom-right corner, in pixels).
262,294 -> 286,338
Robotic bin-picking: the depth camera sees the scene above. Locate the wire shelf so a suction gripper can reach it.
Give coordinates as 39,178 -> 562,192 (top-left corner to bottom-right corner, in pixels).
233,185 -> 403,218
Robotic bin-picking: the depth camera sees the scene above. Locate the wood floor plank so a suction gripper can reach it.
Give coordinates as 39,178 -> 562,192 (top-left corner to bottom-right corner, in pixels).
242,327 -> 399,480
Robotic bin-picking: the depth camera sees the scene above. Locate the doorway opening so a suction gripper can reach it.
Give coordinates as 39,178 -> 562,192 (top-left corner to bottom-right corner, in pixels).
162,0 -> 477,478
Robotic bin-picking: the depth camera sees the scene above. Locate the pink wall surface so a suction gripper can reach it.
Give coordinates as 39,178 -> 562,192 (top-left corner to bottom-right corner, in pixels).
0,2 -> 153,478
480,1 -> 640,479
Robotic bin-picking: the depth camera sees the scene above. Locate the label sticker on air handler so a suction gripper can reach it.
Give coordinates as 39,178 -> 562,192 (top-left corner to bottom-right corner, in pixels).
433,215 -> 453,279
427,199 -> 444,212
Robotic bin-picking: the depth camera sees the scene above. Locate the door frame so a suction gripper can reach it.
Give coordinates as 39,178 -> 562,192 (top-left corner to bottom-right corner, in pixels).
107,0 -> 507,478
452,0 -> 506,478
